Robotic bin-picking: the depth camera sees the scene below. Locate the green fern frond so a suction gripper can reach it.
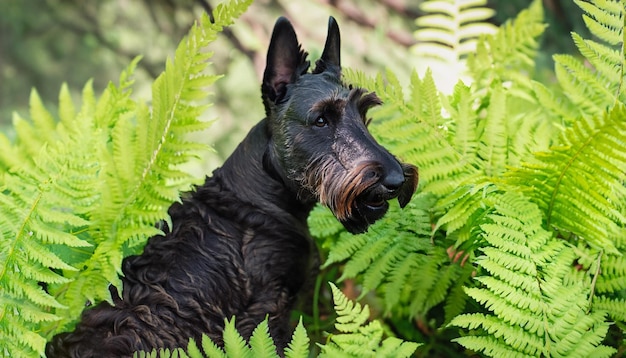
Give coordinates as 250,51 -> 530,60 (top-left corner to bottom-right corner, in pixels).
450,191 -> 615,357
318,283 -> 420,358
575,0 -> 624,46
331,285 -> 371,333
596,254 -> 626,295
505,104 -> 626,254
464,1 -> 551,164
248,318 -> 279,358
284,318 -> 310,358
322,231 -> 368,269
412,0 -> 497,91
0,1 -> 251,355
196,335 -> 226,358
554,53 -> 616,118
433,179 -> 496,241
413,0 -> 497,63
320,194 -> 439,314
443,269 -> 473,323
46,0 -> 253,332
593,296 -> 626,322
137,316 -> 309,358
0,84 -> 99,355
477,85 -> 508,177
552,0 -> 626,117
467,0 -> 545,92
307,204 -> 346,248
571,245 -> 626,322
415,255 -> 472,316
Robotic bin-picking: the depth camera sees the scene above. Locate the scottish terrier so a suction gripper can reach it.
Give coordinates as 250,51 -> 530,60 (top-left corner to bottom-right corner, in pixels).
46,16 -> 418,357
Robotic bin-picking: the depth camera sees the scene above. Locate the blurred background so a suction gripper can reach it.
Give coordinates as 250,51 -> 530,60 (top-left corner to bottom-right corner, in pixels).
0,0 -> 587,172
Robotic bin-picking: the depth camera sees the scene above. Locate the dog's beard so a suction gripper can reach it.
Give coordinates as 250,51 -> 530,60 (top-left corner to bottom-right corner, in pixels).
302,157 -> 418,234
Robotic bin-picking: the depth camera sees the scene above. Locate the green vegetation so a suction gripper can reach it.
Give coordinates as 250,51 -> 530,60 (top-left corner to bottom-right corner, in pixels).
0,0 -> 625,357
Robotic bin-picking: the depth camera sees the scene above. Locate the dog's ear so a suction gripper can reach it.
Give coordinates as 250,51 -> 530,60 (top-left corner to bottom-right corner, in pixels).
262,17 -> 309,104
314,16 -> 341,74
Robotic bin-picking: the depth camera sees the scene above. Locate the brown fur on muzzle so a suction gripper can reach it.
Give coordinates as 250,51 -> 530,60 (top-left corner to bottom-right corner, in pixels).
305,158 -> 418,221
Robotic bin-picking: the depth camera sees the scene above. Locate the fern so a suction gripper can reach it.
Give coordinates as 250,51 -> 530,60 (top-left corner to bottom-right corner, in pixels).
413,0 -> 497,63
553,0 -> 626,118
450,192 -> 615,357
0,0 -> 252,355
0,84 -> 99,356
284,318 -> 310,358
136,285 -> 420,358
412,0 -> 497,91
49,0 -> 253,333
314,0 -> 626,355
318,283 -> 420,358
310,2 -> 550,342
505,104 -> 626,254
468,0 -> 546,93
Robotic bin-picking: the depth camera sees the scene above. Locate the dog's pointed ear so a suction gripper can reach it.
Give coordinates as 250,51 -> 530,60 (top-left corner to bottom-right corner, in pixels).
262,17 -> 309,104
321,16 -> 341,68
314,16 -> 341,74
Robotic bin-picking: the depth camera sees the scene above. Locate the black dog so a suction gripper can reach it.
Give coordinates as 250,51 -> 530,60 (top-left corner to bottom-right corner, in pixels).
46,16 -> 418,357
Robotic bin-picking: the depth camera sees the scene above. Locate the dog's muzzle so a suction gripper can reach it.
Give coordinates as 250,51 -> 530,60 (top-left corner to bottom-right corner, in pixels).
340,163 -> 418,234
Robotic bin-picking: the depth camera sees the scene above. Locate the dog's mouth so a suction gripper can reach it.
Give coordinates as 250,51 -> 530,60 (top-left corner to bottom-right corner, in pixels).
338,164 -> 419,234
361,191 -> 389,210
338,189 -> 392,234
363,194 -> 387,209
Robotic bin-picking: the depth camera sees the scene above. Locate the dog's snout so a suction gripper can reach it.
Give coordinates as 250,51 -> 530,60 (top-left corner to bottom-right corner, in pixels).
361,162 -> 405,192
382,169 -> 405,191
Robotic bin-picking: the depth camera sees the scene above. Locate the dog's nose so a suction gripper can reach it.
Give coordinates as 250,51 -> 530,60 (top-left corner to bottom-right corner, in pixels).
382,169 -> 405,191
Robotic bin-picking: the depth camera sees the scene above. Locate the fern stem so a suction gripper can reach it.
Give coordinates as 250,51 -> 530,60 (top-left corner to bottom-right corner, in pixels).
312,274 -> 322,336
587,250 -> 603,313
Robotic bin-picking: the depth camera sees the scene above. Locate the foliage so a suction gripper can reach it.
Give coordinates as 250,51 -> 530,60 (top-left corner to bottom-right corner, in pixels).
450,192 -> 614,357
311,0 -> 626,356
135,283 -> 418,358
0,0 -> 252,356
1,0 -> 626,357
317,283 -> 420,358
411,0 -> 497,92
412,0 -> 497,64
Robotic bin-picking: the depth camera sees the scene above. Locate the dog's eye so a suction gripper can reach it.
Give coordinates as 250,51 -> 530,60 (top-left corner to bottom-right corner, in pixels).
314,116 -> 328,127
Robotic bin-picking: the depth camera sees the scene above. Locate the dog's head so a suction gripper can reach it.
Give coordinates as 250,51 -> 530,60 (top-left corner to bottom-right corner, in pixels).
262,17 -> 418,234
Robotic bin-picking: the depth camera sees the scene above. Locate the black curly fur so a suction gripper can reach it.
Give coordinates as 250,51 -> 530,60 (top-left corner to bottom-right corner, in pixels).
46,16 -> 417,357
46,121 -> 316,356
